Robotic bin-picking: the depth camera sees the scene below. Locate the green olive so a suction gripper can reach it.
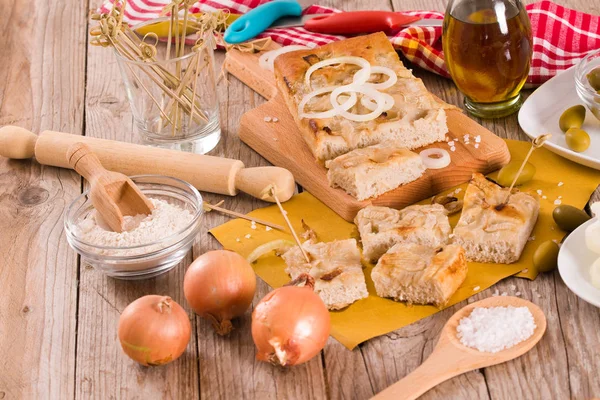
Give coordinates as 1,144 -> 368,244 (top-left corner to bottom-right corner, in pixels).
533,240 -> 560,273
552,204 -> 591,232
565,128 -> 591,152
587,67 -> 600,91
559,105 -> 586,132
496,160 -> 536,187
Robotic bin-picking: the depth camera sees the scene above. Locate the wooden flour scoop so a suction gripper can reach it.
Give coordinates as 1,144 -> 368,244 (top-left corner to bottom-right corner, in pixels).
373,296 -> 547,400
67,143 -> 154,232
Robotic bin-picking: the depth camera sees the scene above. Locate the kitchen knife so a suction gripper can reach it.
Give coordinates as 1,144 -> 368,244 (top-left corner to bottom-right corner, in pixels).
224,1 -> 441,44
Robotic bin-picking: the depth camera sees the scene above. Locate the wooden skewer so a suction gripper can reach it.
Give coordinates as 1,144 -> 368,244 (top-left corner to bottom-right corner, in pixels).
270,186 -> 310,263
203,201 -> 285,231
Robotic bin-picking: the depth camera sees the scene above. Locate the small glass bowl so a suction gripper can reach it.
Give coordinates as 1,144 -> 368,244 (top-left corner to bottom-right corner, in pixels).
65,175 -> 203,280
575,48 -> 600,121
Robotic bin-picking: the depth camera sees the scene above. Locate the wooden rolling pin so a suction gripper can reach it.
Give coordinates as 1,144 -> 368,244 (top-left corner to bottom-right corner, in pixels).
0,126 -> 296,202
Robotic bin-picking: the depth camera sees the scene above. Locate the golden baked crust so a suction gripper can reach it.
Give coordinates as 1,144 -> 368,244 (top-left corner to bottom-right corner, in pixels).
372,243 -> 467,307
452,173 -> 540,263
355,204 -> 451,262
281,239 -> 368,310
273,32 -> 449,162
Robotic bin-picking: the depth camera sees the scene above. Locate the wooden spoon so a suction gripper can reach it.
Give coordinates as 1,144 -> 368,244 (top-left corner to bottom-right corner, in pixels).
67,142 -> 154,233
372,296 -> 546,400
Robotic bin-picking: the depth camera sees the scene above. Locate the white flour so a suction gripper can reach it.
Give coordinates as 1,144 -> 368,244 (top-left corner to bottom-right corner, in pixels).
75,198 -> 194,248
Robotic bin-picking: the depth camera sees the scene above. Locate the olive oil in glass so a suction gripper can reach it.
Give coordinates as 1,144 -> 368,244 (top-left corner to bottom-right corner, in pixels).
443,0 -> 532,118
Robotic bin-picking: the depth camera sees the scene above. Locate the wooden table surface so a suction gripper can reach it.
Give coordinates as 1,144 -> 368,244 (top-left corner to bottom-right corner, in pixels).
1,0 -> 599,399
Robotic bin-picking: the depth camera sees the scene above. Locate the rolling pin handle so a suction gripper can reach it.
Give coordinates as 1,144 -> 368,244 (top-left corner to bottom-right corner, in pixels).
66,142 -> 105,183
235,166 -> 296,203
0,125 -> 39,159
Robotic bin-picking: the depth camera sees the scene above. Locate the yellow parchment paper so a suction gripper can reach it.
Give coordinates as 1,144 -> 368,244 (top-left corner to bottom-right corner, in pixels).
210,140 -> 600,349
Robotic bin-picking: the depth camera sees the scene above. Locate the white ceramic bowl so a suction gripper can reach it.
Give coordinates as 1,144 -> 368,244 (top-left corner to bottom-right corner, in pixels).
575,48 -> 600,121
558,218 -> 600,308
64,175 -> 203,280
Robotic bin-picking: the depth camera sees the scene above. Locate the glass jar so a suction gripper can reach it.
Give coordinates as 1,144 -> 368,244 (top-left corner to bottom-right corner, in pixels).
115,26 -> 221,154
443,0 -> 532,118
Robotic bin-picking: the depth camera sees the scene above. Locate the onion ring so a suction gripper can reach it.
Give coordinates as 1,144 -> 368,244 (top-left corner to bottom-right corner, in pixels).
259,45 -> 310,72
361,92 -> 395,112
299,86 -> 357,119
419,148 -> 451,169
354,66 -> 398,90
305,56 -> 371,89
330,84 -> 386,122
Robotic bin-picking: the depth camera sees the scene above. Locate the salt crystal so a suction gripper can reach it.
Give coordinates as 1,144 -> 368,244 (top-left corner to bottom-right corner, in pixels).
474,143 -> 479,149
522,269 -> 529,274
536,190 -> 543,195
236,238 -> 241,242
244,234 -> 252,239
448,140 -> 455,146
251,225 -> 257,230
536,293 -> 542,298
450,146 -> 456,152
528,236 -> 536,241
542,195 -> 547,199
492,289 -> 500,297
510,284 -> 516,291
456,306 -> 536,353
501,292 -> 507,296
554,199 -> 562,205
558,182 -> 564,187
515,292 -> 521,296
266,226 -> 272,231
273,137 -> 278,141
264,116 -> 272,122
449,233 -> 455,239
454,188 -> 463,194
558,195 -> 562,199
273,117 -> 279,122
463,134 -> 470,141
475,135 -> 481,143
473,286 -> 481,291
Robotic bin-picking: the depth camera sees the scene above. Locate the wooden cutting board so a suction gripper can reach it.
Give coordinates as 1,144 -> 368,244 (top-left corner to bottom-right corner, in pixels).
224,43 -> 511,221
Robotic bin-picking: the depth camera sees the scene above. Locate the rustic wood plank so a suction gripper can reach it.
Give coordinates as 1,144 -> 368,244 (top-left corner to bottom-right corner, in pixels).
74,2 -> 199,398
0,0 -> 87,398
195,55 -> 327,400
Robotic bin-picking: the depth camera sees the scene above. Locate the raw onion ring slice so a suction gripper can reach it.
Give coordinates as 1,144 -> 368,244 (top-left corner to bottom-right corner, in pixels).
299,86 -> 357,119
354,66 -> 398,90
247,239 -> 296,263
259,45 -> 310,72
419,148 -> 451,169
330,84 -> 386,122
305,56 -> 372,89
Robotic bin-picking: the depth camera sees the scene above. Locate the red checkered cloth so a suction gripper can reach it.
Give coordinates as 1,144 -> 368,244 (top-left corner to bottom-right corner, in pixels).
98,0 -> 600,86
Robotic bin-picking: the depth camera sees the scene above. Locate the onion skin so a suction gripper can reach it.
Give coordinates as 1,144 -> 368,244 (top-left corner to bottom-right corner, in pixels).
251,275 -> 330,366
184,250 -> 256,335
118,295 -> 191,367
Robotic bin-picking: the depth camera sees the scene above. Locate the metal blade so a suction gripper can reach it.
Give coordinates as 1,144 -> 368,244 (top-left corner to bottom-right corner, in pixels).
270,14 -> 328,29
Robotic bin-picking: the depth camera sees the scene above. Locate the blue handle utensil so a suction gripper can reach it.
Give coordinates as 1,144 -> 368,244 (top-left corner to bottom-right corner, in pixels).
224,0 -> 303,44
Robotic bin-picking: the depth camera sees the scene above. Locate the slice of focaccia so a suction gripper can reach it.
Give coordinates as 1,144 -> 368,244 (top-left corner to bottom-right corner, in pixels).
372,243 -> 467,307
452,173 -> 540,263
273,32 -> 449,162
325,144 -> 425,200
281,239 -> 368,310
355,204 -> 451,262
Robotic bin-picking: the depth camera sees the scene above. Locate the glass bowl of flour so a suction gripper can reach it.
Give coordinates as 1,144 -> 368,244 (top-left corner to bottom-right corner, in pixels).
65,175 -> 203,279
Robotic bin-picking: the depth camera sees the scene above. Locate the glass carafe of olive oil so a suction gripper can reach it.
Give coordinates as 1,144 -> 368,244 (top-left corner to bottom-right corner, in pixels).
443,0 -> 532,118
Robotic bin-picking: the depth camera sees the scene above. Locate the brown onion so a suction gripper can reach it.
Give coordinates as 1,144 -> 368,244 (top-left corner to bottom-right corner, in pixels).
118,295 -> 191,366
252,275 -> 330,366
184,250 -> 256,335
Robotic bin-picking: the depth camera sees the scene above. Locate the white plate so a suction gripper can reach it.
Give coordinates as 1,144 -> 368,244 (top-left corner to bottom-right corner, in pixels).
518,66 -> 600,170
558,218 -> 600,308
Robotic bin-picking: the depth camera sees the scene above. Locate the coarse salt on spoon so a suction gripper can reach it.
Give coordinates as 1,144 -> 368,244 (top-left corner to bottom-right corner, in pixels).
67,142 -> 154,233
372,296 -> 546,400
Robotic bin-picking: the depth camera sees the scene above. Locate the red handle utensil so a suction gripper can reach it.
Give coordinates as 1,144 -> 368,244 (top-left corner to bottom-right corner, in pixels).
304,11 -> 422,34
